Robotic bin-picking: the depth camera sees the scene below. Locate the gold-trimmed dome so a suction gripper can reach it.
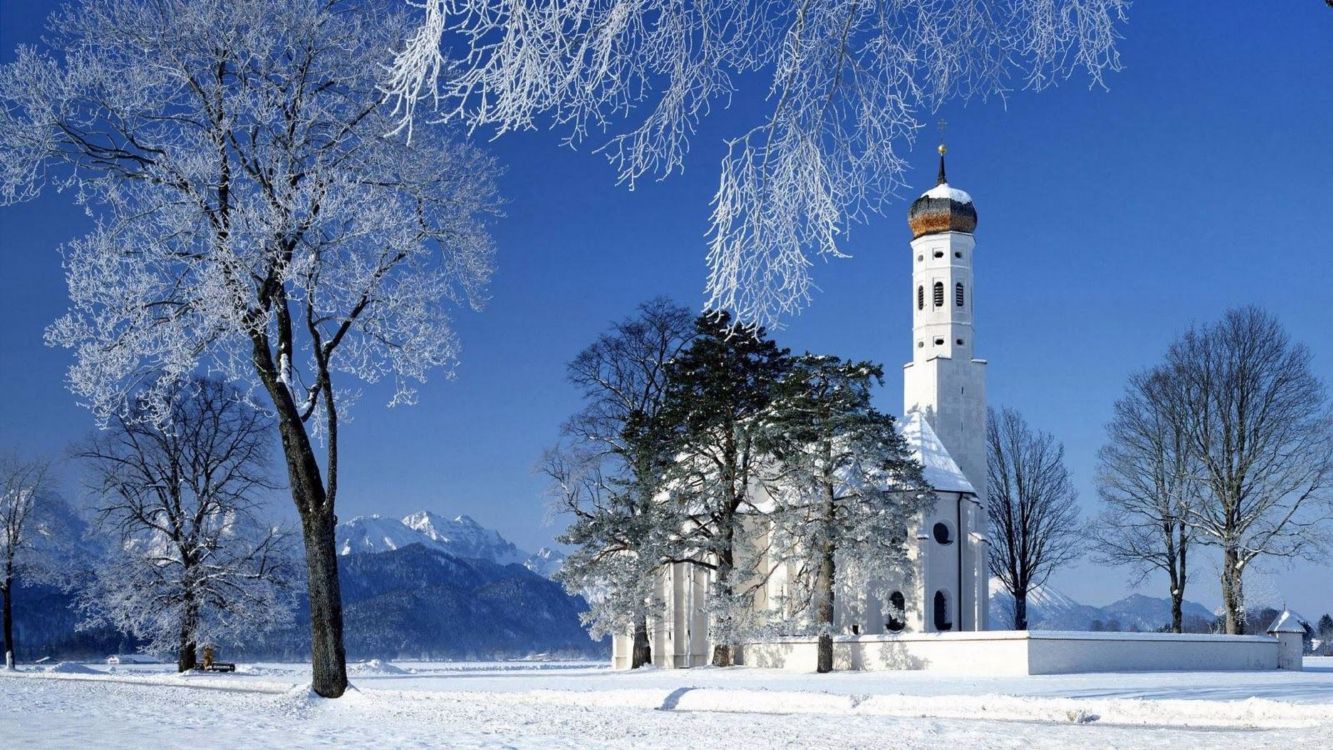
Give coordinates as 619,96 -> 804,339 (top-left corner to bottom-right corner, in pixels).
907,151 -> 977,239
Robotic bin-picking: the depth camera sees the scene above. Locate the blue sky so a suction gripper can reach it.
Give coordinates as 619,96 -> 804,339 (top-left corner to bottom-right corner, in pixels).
2,2 -> 1330,617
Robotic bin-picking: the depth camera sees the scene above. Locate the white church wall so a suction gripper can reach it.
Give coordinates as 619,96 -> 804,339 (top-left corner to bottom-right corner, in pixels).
1024,632 -> 1278,674
741,631 -> 1281,675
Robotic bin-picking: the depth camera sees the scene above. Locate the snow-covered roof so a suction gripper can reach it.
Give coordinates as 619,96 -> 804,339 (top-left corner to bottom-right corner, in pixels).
921,182 -> 973,204
901,412 -> 976,495
1266,610 -> 1309,634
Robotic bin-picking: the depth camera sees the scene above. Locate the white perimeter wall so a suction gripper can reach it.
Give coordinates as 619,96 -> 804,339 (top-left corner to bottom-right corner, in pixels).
741,631 -> 1279,675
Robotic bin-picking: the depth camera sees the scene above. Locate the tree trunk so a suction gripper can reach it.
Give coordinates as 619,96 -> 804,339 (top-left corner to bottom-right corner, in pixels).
2,577 -> 13,670
631,615 -> 652,669
711,643 -> 731,667
261,359 -> 348,699
177,595 -> 199,672
711,523 -> 736,668
302,507 -> 348,696
815,543 -> 836,674
1013,589 -> 1028,631
1221,546 -> 1245,635
1167,520 -> 1188,633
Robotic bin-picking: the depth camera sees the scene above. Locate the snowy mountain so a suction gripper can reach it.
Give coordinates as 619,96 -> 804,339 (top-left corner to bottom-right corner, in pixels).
402,511 -> 528,565
336,511 -> 564,578
335,514 -> 426,556
522,547 -> 567,578
988,579 -> 1215,632
331,544 -> 602,660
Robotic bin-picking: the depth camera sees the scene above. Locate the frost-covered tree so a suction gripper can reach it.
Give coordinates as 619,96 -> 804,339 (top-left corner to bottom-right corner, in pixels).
77,378 -> 296,671
987,407 -> 1081,630
547,298 -> 695,668
1091,366 -> 1198,632
1167,308 -> 1333,635
758,356 -> 929,672
0,0 -> 498,696
384,0 -> 1128,327
1,455 -> 55,669
657,310 -> 790,666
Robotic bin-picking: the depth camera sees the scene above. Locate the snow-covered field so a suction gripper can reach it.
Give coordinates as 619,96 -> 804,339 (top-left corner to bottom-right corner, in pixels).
5,658 -> 1332,748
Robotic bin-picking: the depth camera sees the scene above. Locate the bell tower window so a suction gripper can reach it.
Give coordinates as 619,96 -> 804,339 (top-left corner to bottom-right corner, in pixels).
917,286 -> 924,311
955,283 -> 965,307
933,282 -> 944,308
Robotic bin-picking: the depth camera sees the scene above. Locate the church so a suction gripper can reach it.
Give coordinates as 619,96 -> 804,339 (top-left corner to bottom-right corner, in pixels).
611,146 -> 991,669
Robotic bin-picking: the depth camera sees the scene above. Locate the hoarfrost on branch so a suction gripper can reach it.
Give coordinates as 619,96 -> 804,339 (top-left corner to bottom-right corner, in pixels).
385,0 -> 1128,327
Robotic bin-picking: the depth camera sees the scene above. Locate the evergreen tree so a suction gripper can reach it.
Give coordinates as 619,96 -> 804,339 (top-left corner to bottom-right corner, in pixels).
758,356 -> 930,673
545,299 -> 695,668
658,311 -> 790,666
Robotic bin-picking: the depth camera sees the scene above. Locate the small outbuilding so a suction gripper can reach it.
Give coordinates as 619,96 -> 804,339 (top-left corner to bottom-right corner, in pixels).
1267,610 -> 1309,671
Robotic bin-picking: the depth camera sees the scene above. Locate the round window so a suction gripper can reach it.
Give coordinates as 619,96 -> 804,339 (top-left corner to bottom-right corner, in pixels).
932,522 -> 953,544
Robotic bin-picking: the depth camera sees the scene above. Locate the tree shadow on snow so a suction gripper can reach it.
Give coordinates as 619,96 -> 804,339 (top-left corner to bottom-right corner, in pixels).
658,687 -> 694,711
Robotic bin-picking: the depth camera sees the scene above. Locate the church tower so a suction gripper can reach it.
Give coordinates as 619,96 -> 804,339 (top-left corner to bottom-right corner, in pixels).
903,144 -> 989,632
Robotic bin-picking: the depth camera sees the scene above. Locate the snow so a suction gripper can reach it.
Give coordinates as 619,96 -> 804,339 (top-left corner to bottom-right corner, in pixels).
42,662 -> 101,675
4,659 -> 1331,747
922,182 -> 974,204
347,659 -> 410,676
1268,610 -> 1310,634
901,413 -> 976,494
337,514 -> 429,556
338,511 -> 567,579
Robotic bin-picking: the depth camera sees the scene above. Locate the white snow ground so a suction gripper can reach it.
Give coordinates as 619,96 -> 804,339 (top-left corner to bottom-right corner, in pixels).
4,659 -> 1332,748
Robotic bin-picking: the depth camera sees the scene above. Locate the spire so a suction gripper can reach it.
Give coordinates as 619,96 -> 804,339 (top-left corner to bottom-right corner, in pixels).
935,118 -> 949,184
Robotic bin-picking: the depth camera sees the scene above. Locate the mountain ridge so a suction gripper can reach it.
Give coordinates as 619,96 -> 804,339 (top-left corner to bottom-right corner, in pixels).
336,511 -> 566,578
989,579 -> 1216,632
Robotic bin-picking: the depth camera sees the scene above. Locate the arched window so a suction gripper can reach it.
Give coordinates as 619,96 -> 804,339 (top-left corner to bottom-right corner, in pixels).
887,591 -> 907,632
955,282 -> 965,307
933,591 -> 953,632
917,285 -> 924,311
933,282 -> 944,308
932,522 -> 953,545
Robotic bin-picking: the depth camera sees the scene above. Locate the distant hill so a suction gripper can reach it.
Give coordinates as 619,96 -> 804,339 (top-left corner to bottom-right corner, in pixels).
328,512 -> 594,659
6,507 -> 598,662
1100,593 -> 1216,632
334,544 -> 604,660
989,579 -> 1215,632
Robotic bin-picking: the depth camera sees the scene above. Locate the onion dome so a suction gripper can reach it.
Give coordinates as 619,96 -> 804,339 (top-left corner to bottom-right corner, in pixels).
908,145 -> 977,239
